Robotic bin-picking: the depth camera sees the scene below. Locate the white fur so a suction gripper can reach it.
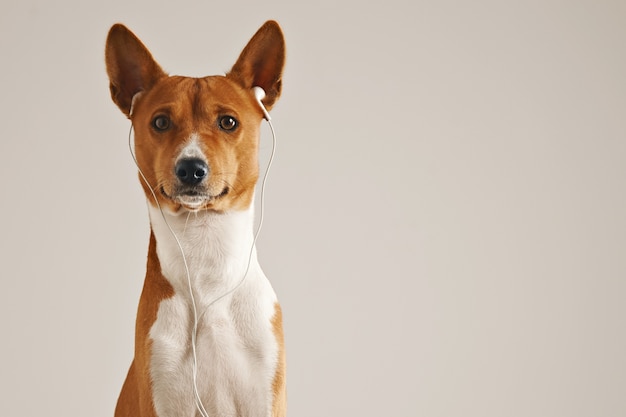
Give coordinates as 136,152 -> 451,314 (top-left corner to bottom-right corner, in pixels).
147,205 -> 279,417
178,133 -> 204,160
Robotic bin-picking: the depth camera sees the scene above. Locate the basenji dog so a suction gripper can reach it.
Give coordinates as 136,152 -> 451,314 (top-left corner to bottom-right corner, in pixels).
105,21 -> 286,417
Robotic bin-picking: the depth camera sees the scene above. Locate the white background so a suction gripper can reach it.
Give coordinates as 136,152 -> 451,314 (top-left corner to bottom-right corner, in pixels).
1,0 -> 625,416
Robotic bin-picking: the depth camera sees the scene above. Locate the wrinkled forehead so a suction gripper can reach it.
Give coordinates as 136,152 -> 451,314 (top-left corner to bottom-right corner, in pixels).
135,76 -> 252,119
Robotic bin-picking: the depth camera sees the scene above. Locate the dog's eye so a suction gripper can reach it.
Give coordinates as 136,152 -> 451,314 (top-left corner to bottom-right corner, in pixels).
152,115 -> 171,132
219,116 -> 238,131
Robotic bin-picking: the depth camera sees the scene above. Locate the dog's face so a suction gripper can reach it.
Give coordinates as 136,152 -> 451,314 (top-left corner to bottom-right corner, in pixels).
125,75 -> 264,213
105,22 -> 285,213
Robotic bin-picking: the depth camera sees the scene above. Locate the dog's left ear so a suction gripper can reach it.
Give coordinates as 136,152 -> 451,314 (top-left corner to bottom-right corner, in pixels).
228,20 -> 286,110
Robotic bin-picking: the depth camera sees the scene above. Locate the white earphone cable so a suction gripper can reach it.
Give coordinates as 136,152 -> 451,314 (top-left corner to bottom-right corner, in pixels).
127,114 -> 276,417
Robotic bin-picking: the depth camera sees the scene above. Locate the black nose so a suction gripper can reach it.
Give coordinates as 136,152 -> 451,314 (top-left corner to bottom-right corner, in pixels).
175,158 -> 209,185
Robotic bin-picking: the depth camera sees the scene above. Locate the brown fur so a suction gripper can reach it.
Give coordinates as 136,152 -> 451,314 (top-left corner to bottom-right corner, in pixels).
105,21 -> 286,417
115,234 -> 173,416
271,304 -> 287,417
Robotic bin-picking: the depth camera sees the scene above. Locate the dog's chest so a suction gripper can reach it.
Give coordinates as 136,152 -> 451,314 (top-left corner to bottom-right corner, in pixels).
149,287 -> 278,417
147,209 -> 279,417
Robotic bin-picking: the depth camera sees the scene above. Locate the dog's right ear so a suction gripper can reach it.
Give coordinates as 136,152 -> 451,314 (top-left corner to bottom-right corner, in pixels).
105,24 -> 166,117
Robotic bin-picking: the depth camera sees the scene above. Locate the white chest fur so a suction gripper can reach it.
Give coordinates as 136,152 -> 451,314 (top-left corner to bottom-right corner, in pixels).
147,206 -> 279,417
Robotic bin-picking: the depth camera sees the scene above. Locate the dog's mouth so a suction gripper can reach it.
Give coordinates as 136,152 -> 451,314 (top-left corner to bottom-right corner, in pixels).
159,186 -> 230,211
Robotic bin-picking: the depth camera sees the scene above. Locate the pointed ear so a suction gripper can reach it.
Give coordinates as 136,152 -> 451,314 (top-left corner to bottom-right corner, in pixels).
105,24 -> 167,117
228,20 -> 286,110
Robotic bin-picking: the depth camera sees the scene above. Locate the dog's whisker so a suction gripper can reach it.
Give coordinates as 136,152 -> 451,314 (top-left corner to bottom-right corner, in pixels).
183,211 -> 191,237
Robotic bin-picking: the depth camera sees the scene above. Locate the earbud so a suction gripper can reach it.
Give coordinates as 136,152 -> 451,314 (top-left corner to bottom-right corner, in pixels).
129,92 -> 142,117
252,86 -> 271,121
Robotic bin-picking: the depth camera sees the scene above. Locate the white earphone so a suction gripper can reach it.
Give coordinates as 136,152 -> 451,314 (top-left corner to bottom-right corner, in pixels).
252,86 -> 271,121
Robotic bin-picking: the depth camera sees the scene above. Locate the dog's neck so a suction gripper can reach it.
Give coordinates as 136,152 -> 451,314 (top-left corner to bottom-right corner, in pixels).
147,203 -> 258,303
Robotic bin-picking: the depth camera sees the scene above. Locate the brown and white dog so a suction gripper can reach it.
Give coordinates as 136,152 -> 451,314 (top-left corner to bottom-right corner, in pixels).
105,21 -> 286,417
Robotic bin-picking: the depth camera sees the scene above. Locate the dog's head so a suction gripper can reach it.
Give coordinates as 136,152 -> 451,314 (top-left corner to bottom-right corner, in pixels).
105,21 -> 285,213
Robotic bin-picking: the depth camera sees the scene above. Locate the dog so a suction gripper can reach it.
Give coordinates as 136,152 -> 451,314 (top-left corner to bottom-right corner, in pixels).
105,21 -> 286,417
